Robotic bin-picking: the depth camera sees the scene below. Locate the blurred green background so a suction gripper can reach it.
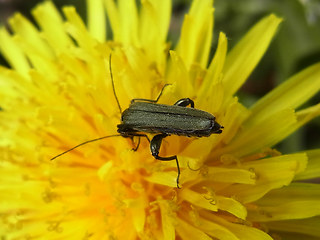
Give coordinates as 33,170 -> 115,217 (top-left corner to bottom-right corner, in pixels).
0,0 -> 319,153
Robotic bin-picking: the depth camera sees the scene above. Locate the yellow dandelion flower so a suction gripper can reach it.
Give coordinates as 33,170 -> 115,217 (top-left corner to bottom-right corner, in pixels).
1,0 -> 320,239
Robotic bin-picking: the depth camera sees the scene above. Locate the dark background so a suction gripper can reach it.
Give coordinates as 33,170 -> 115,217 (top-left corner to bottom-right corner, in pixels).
1,0 -> 319,153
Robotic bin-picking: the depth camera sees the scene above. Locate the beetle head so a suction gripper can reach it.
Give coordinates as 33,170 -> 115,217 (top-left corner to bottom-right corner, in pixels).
211,121 -> 224,134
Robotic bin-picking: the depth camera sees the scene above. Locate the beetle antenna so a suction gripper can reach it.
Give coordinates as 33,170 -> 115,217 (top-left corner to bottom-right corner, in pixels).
109,54 -> 122,114
50,134 -> 122,161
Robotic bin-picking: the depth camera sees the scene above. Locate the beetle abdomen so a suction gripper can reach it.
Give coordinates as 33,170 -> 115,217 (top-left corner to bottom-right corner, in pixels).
118,103 -> 215,137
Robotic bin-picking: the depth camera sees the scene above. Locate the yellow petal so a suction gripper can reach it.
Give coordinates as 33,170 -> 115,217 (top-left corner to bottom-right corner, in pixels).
11,38 -> 55,77
105,0 -> 139,46
97,161 -> 113,181
205,167 -> 256,184
295,103 -> 320,130
0,67 -> 23,107
168,50 -> 193,97
201,223 -> 238,240
217,196 -> 247,220
295,149 -> 320,181
145,0 -> 171,43
197,32 -> 227,113
159,200 -> 176,240
139,0 -> 171,71
9,13 -> 54,60
176,0 -> 214,69
223,14 -> 282,97
182,136 -> 220,161
224,221 -> 273,240
146,171 -> 178,187
7,13 -> 58,76
176,218 -> 212,240
249,63 -> 320,124
181,158 -> 257,185
218,109 -> 297,157
86,0 -> 106,42
104,0 -> 120,39
204,32 -> 228,88
227,104 -> 319,158
180,188 -> 218,212
256,183 -> 320,205
222,153 -> 308,203
188,214 -> 239,240
121,48 -> 154,99
63,6 -> 97,50
266,216 -> 320,238
222,102 -> 319,159
0,28 -> 29,76
249,200 -> 320,222
32,1 -> 72,52
201,211 -> 273,240
219,98 -> 250,145
126,198 -> 146,234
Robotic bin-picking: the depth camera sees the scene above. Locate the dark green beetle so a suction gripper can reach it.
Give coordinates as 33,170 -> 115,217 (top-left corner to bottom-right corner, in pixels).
51,56 -> 224,188
116,88 -> 223,188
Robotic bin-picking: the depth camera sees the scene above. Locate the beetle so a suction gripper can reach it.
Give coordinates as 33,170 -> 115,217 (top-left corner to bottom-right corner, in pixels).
51,55 -> 224,188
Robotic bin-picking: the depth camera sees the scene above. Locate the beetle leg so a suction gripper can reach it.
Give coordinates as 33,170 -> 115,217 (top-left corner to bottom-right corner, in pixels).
130,136 -> 140,151
131,84 -> 171,104
174,98 -> 194,108
150,134 -> 181,188
125,134 -> 151,151
132,133 -> 151,143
